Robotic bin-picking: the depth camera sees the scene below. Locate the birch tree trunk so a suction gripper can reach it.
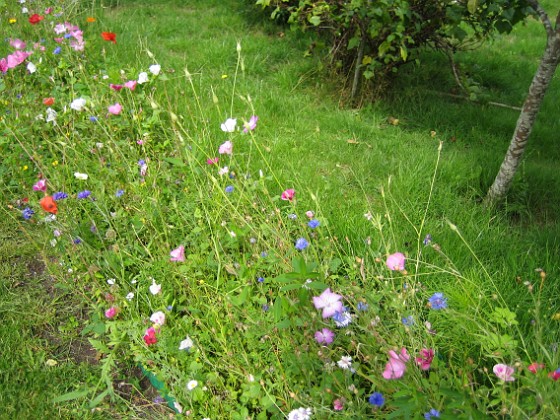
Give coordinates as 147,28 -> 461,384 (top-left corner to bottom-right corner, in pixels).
484,4 -> 560,206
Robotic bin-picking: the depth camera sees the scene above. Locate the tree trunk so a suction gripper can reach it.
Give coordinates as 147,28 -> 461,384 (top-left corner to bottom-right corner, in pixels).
484,10 -> 560,206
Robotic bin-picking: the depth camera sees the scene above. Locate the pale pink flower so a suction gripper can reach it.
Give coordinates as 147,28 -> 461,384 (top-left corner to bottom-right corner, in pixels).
124,80 -> 137,90
493,364 -> 515,382
386,252 -> 406,271
312,288 -> 343,318
415,348 -> 435,370
305,210 -> 314,218
150,311 -> 166,326
333,398 -> 345,411
9,39 -> 26,50
33,179 -> 47,192
243,115 -> 258,133
218,140 -> 233,155
314,328 -> 335,345
108,103 -> 122,115
6,50 -> 31,69
281,188 -> 295,201
149,280 -> 162,295
382,348 -> 409,379
170,245 -> 185,262
54,24 -> 67,34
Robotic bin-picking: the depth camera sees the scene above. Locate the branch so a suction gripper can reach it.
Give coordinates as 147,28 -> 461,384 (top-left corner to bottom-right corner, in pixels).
527,0 -> 554,37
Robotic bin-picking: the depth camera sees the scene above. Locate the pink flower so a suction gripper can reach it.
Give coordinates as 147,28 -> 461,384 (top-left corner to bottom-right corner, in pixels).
243,115 -> 258,133
170,245 -> 185,262
105,307 -> 118,318
415,348 -> 435,370
305,210 -> 314,218
124,80 -> 137,90
6,50 -> 31,69
218,140 -> 233,155
33,179 -> 47,192
314,328 -> 335,345
9,39 -> 26,50
382,348 -> 409,379
528,362 -> 545,374
143,327 -> 157,345
493,364 -> 515,382
548,369 -> 560,381
281,188 -> 295,201
386,252 -> 405,271
333,398 -> 345,411
206,157 -> 219,165
312,288 -> 343,318
108,103 -> 122,115
150,311 -> 166,326
0,59 -> 7,73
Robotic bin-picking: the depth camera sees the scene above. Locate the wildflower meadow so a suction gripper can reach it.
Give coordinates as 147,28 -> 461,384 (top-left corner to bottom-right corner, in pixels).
1,0 -> 559,418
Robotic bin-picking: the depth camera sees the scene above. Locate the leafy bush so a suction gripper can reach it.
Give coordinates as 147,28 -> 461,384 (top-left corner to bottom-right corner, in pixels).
254,0 -> 534,93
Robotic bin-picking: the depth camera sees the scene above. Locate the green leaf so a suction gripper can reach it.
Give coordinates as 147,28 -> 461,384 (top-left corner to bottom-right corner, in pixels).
88,389 -> 110,408
467,0 -> 478,14
163,157 -> 187,167
308,15 -> 321,26
52,389 -> 90,403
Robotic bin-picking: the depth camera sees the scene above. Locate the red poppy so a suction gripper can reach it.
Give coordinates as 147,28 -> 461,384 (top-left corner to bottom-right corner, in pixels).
40,196 -> 58,214
29,14 -> 44,24
43,97 -> 55,106
101,32 -> 117,44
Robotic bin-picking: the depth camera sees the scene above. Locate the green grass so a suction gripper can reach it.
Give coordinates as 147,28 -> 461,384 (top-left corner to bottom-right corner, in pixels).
1,0 -> 559,417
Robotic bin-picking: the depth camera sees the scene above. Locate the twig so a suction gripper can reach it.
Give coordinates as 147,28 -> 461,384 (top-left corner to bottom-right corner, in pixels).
427,90 -> 523,111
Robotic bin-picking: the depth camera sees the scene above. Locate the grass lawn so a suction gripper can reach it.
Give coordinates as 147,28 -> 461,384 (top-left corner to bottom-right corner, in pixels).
1,0 -> 558,417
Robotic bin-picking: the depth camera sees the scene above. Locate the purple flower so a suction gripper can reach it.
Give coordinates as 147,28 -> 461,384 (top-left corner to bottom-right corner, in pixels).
308,219 -> 320,229
77,190 -> 91,199
295,237 -> 309,251
368,392 -> 384,407
53,192 -> 68,200
312,288 -> 343,318
424,408 -> 441,419
73,237 -> 82,244
243,115 -> 258,133
423,234 -> 432,245
428,292 -> 447,310
314,328 -> 334,345
115,189 -> 124,197
22,207 -> 34,220
357,301 -> 369,311
225,185 -> 234,193
53,46 -> 61,55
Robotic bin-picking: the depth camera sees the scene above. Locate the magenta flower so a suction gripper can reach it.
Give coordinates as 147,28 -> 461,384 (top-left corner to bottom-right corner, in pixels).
493,364 -> 515,382
382,348 -> 410,379
218,140 -> 233,155
314,328 -> 335,345
33,179 -> 47,192
312,288 -> 343,318
206,157 -> 219,165
170,245 -> 185,262
386,252 -> 406,271
108,103 -> 122,115
333,398 -> 344,411
243,115 -> 258,133
528,362 -> 545,374
105,307 -> 118,319
281,188 -> 295,201
415,348 -> 435,370
110,83 -> 124,91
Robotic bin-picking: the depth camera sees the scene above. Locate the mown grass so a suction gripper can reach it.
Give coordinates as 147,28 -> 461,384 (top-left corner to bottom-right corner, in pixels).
1,0 -> 559,417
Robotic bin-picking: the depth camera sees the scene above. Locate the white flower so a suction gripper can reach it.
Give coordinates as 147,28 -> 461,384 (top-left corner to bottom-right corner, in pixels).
54,23 -> 66,34
179,335 -> 194,351
106,278 -> 115,285
45,108 -> 57,124
337,356 -> 352,370
70,98 -> 86,111
21,6 -> 28,13
150,311 -> 166,326
364,212 -> 373,221
95,142 -> 104,149
50,239 -> 57,247
218,166 -> 229,176
138,72 -> 149,84
149,64 -> 161,75
125,292 -> 134,301
74,172 -> 88,180
149,280 -> 161,295
220,118 -> 237,132
187,380 -> 198,390
27,62 -> 36,73
288,407 -> 312,420
173,402 -> 183,414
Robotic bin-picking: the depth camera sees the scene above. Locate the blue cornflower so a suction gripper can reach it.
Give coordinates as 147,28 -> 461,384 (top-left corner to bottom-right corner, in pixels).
22,207 -> 34,220
260,251 -> 268,258
89,116 -> 98,122
423,234 -> 432,245
225,185 -> 234,193
53,192 -> 68,200
308,219 -> 320,229
73,237 -> 82,244
77,190 -> 91,199
262,304 -> 269,311
257,277 -> 265,283
357,301 -> 369,311
115,189 -> 125,197
295,237 -> 309,251
402,315 -> 414,326
428,292 -> 448,310
333,309 -> 352,327
424,408 -> 441,419
368,392 -> 384,407
288,213 -> 297,220
138,159 -> 146,166
90,224 -> 97,233
53,46 -> 61,55
64,33 -> 72,39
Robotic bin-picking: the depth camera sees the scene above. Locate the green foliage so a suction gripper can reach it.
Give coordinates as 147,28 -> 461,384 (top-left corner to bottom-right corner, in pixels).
254,0 -> 534,89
